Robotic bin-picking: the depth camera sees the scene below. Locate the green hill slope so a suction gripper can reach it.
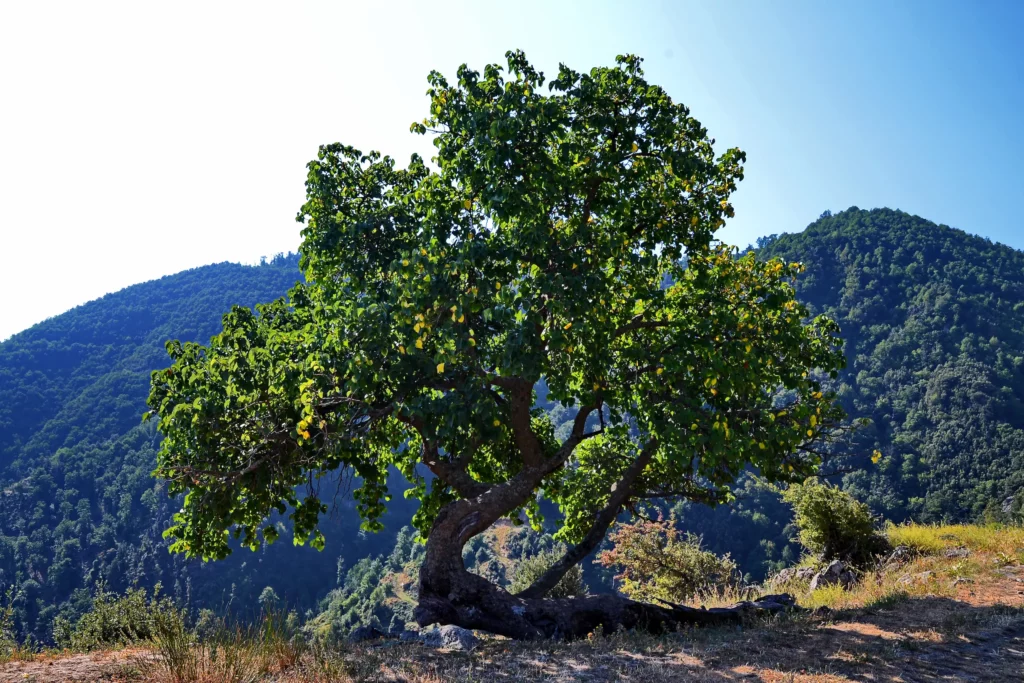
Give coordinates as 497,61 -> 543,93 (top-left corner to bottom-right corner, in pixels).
0,255 -> 417,642
759,207 -> 1024,522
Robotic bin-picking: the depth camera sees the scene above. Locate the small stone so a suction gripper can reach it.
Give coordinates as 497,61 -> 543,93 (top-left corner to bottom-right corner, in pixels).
438,624 -> 478,650
944,547 -> 970,559
809,560 -> 856,591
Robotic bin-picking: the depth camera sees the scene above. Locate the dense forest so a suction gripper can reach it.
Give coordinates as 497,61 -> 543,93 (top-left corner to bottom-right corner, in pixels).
1,208 -> 1022,641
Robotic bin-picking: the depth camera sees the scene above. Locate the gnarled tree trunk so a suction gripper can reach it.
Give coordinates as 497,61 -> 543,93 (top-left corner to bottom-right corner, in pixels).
413,474 -> 796,640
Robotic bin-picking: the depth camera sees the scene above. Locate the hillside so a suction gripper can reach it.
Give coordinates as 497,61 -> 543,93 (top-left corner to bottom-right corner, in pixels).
0,255 -> 419,643
2,208 -> 1024,644
759,208 -> 1024,522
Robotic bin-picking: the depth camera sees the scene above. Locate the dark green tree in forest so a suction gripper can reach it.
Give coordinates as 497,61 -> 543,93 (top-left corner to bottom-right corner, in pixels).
148,52 -> 845,639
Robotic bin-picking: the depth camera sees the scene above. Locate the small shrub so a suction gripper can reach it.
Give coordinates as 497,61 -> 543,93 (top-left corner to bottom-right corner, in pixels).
53,583 -> 183,651
508,548 -> 587,598
597,516 -> 738,605
782,480 -> 889,566
0,588 -> 16,661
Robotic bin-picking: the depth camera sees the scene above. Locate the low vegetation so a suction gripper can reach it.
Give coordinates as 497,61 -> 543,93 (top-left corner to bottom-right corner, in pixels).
597,516 -> 738,604
782,478 -> 890,567
1,522 -> 1021,682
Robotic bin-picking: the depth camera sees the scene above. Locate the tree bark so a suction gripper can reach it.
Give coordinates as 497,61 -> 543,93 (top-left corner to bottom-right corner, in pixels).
516,439 -> 658,599
414,479 -> 797,640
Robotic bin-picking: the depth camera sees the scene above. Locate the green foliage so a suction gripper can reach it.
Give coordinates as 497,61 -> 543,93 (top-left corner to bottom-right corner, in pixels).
597,516 -> 738,604
508,548 -> 587,599
52,583 -> 183,651
150,51 -> 845,570
782,479 -> 888,566
304,526 -> 424,640
0,589 -> 15,659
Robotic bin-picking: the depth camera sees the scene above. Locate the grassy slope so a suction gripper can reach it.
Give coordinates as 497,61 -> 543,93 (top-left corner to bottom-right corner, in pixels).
2,523 -> 1022,682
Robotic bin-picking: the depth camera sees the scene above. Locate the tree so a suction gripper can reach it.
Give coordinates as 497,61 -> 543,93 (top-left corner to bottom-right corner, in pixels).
147,52 -> 846,640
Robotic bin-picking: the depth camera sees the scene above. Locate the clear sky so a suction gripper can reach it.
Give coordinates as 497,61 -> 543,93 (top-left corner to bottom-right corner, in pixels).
1,0 -> 1021,341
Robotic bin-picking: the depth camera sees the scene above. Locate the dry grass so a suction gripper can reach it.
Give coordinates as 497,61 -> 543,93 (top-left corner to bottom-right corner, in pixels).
886,522 -> 1024,556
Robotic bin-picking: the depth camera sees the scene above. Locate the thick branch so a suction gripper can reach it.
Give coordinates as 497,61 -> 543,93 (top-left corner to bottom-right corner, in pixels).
517,439 -> 659,599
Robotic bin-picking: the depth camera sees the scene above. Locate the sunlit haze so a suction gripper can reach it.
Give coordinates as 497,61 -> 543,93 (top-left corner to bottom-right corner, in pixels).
1,0 -> 1021,341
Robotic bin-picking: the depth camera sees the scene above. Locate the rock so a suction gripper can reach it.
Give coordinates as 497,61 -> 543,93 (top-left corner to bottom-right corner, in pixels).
348,625 -> 388,643
438,624 -> 478,650
1002,495 -> 1017,515
419,625 -> 478,650
809,560 -> 856,591
770,566 -> 817,587
944,547 -> 970,559
882,545 -> 917,567
399,629 -> 420,642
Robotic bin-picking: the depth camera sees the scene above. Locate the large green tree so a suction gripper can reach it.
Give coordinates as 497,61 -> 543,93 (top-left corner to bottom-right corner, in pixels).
148,52 -> 845,639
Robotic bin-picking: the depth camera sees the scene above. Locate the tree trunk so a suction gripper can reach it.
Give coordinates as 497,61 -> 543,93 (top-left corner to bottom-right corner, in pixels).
414,495 -> 797,640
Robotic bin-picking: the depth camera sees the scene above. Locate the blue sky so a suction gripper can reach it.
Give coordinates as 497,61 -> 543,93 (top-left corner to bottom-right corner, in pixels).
1,0 -> 1021,340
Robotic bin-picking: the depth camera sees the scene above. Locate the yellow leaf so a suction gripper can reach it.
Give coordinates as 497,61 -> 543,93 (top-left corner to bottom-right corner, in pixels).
871,450 -> 882,464
402,259 -> 409,267
711,388 -> 718,396
398,345 -> 406,354
691,215 -> 699,226
631,142 -> 638,152
436,363 -> 445,373
807,429 -> 814,437
463,199 -> 472,210
810,415 -> 817,427
759,442 -> 766,450
493,419 -> 501,427
458,314 -> 465,323
495,282 -> 501,290
745,344 -> 752,353
656,367 -> 663,375
564,322 -> 572,330
420,248 -> 427,256
468,338 -> 476,346
415,339 -> 423,349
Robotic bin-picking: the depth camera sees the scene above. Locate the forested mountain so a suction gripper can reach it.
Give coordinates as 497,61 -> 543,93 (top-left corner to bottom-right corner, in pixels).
0,255 -> 417,642
1,208 -> 1022,641
760,208 -> 1024,522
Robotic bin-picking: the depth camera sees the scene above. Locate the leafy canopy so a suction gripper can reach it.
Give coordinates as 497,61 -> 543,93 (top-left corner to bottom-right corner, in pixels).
148,52 -> 845,561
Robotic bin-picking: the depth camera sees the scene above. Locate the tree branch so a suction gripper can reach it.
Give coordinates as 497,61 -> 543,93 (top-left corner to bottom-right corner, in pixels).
516,438 -> 659,599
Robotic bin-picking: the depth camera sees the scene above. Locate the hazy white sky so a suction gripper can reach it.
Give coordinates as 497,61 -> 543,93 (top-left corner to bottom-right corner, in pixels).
1,1 -> 1021,341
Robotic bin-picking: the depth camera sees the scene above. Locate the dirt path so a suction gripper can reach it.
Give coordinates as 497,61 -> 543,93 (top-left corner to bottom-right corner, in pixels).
0,648 -> 151,682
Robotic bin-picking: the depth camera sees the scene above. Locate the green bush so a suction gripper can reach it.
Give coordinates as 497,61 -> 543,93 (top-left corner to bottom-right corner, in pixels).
0,588 -> 16,660
52,583 -> 184,651
508,548 -> 587,599
782,480 -> 889,566
597,517 -> 738,605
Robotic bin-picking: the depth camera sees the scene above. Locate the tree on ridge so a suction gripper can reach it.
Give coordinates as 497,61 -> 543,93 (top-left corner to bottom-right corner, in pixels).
147,51 -> 846,639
